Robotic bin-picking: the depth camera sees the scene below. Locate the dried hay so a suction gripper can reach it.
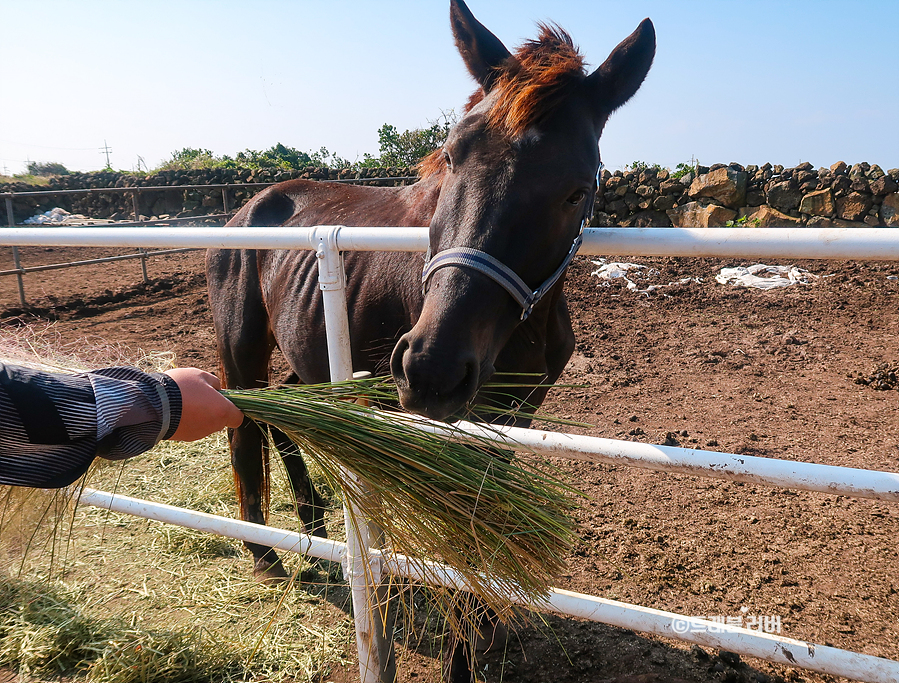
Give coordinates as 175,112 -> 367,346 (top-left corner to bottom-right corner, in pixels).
224,378 -> 582,624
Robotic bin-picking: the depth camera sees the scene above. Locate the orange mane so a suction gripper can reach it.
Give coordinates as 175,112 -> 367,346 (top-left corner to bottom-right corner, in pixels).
418,24 -> 586,179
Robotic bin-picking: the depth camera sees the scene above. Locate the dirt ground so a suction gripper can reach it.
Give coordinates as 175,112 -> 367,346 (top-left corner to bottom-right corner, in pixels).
1,243 -> 898,683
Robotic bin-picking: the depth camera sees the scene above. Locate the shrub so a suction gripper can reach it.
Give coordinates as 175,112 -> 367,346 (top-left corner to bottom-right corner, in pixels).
25,161 -> 69,176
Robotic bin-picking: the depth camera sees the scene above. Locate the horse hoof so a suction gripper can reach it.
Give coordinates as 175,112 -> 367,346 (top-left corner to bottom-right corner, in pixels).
474,618 -> 508,654
253,558 -> 290,584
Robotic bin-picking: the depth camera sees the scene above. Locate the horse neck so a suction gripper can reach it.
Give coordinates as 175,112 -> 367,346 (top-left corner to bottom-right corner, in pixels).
397,172 -> 445,226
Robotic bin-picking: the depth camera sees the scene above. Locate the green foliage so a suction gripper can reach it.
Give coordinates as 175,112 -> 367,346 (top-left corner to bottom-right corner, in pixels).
306,146 -> 352,169
671,162 -> 695,180
155,113 -> 456,173
725,215 -> 761,227
25,161 -> 69,176
160,147 -> 220,171
156,143 -> 352,172
626,160 -> 663,173
360,112 -> 455,167
233,143 -> 309,170
624,160 -> 700,180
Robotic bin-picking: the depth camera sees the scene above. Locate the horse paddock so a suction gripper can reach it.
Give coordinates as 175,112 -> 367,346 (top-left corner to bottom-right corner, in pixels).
1,245 -> 898,683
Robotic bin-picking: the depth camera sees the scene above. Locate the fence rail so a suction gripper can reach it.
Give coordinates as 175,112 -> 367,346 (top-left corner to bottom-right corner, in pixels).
1,178 -> 419,307
1,177 -> 419,224
5,225 -> 899,683
0,247 -> 199,278
3,225 -> 899,260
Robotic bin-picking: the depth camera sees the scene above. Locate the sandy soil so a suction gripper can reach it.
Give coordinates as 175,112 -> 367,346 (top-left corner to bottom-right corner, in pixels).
2,244 -> 898,683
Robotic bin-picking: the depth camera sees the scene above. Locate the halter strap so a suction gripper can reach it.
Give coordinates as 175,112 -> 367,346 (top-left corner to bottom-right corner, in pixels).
422,171 -> 598,321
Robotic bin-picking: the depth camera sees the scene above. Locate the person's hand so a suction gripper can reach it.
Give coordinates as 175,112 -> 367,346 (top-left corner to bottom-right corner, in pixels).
164,368 -> 244,441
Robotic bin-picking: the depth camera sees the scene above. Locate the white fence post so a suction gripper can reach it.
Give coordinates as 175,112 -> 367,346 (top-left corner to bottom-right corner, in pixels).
311,226 -> 395,683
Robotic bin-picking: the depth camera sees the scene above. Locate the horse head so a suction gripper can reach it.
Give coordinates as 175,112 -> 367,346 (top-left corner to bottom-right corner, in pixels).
391,0 -> 655,420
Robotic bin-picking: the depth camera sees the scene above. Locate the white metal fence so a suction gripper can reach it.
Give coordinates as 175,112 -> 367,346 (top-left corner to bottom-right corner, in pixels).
1,178 -> 417,306
2,226 -> 898,683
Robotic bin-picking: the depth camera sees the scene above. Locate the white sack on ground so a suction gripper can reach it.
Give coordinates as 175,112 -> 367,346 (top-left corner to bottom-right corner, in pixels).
22,208 -> 90,225
715,264 -> 819,290
590,260 -> 700,295
590,261 -> 650,291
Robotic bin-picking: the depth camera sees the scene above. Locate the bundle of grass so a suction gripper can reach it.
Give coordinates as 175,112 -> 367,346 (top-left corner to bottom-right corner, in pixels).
223,377 -> 580,616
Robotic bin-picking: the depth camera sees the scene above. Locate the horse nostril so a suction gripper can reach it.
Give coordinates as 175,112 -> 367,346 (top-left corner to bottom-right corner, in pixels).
390,336 -> 411,385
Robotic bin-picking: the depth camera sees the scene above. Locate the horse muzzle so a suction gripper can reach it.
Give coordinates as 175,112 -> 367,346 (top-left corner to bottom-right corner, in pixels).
389,332 -> 486,421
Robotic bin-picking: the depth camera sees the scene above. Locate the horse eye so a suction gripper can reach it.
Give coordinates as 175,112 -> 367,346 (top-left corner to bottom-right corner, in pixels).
442,150 -> 454,172
567,190 -> 587,205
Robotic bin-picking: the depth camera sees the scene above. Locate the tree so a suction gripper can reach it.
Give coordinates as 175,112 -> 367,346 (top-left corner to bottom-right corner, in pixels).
26,161 -> 69,176
163,148 -> 218,170
361,112 -> 455,167
308,147 -> 351,169
235,143 -> 312,169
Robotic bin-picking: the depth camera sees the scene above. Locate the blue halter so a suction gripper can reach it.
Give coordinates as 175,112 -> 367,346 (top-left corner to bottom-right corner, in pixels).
422,171 -> 598,321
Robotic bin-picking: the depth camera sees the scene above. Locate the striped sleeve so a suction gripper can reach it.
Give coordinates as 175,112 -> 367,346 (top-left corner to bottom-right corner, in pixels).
0,363 -> 182,488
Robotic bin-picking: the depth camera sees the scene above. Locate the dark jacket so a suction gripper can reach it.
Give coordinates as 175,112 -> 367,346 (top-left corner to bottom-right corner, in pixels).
0,362 -> 182,488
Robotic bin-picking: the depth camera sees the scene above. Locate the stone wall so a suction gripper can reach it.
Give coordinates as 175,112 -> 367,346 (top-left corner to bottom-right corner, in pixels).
0,167 -> 416,224
592,161 -> 899,228
3,162 -> 899,228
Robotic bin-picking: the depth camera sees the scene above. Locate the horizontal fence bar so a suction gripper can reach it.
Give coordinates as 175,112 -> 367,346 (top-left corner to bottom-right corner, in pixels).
78,487 -> 899,683
0,248 -> 200,277
79,487 -> 345,563
535,590 -> 899,683
405,415 -> 899,501
2,226 -> 899,260
582,227 -> 899,260
0,226 -> 430,252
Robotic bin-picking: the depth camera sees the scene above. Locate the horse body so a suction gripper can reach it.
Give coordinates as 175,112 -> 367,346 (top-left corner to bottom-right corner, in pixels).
206,170 -> 576,549
215,177 -> 438,382
208,2 -> 654,679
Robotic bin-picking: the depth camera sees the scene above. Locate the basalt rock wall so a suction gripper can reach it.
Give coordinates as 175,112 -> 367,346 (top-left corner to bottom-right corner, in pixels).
3,162 -> 899,228
593,161 -> 899,229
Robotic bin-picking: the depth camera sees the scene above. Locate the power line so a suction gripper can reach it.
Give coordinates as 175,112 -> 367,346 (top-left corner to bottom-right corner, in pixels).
0,138 -> 99,151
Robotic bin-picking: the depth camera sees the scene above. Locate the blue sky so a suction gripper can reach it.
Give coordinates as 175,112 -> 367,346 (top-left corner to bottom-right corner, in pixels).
2,0 -> 897,175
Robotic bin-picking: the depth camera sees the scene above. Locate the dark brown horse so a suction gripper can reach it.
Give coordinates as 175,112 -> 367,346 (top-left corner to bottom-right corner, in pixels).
207,1 -> 653,678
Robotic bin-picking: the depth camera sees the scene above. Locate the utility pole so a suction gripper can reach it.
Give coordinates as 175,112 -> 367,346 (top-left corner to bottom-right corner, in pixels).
100,140 -> 112,169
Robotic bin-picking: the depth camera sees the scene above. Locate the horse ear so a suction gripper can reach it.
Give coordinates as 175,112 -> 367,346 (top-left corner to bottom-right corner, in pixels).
585,18 -> 656,116
450,0 -> 513,91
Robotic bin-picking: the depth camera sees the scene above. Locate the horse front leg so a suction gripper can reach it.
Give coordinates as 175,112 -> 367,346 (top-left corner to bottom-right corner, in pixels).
229,420 -> 289,580
269,427 -> 329,538
207,247 -> 288,581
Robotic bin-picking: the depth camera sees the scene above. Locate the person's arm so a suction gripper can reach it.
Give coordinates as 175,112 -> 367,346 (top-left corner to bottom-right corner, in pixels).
0,362 -> 242,488
164,368 -> 244,441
